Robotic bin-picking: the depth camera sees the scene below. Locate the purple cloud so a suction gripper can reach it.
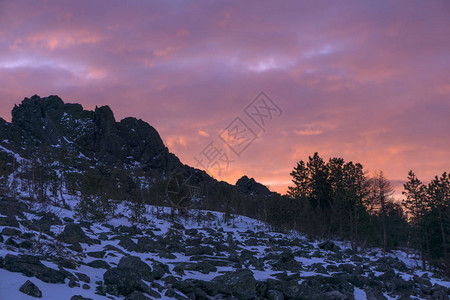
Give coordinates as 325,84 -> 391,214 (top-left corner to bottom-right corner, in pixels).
1,0 -> 449,195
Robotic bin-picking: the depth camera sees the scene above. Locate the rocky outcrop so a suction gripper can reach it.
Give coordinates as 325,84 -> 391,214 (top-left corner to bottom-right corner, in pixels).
1,95 -> 181,172
236,175 -> 272,196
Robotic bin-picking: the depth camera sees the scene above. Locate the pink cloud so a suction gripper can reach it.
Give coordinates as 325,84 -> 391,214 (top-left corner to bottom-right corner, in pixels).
0,1 -> 449,196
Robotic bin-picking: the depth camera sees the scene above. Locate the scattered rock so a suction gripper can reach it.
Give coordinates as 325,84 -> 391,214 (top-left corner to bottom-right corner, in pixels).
87,251 -> 106,259
75,272 -> 91,283
116,225 -> 142,235
318,241 -> 340,252
69,242 -> 83,252
202,268 -> 257,299
0,216 -> 19,227
124,290 -> 151,300
32,212 -> 62,232
19,280 -> 42,298
267,289 -> 284,300
1,227 -> 21,236
57,223 -> 96,245
54,257 -> 78,269
118,236 -> 137,251
87,260 -> 111,269
365,289 -> 388,300
70,296 -> 93,300
103,267 -> 141,295
4,236 -> 20,247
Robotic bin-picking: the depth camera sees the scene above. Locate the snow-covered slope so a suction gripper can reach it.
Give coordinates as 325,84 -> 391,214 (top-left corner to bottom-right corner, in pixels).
1,196 -> 449,300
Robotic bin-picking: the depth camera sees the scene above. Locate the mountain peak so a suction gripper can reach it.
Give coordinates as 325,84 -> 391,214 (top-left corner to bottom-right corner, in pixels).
236,175 -> 271,196
2,95 -> 180,172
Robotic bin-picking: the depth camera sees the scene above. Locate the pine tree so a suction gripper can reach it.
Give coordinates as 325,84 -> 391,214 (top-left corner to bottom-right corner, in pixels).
403,171 -> 429,269
126,178 -> 147,224
370,171 -> 394,254
427,173 -> 450,274
342,162 -> 370,250
307,153 -> 331,212
287,160 -> 309,198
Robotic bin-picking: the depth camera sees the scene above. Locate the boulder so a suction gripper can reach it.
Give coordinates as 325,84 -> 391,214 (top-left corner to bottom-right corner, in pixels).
0,197 -> 27,218
70,296 -> 93,300
118,236 -> 138,251
117,256 -> 153,281
104,267 -> 141,295
318,241 -> 340,252
199,268 -> 257,299
57,223 -> 95,245
87,251 -> 106,259
32,212 -> 62,232
54,257 -> 78,269
185,245 -> 215,256
19,280 -> 42,298
267,289 -> 284,300
115,225 -> 142,235
4,254 -> 65,283
72,273 -> 88,285
150,261 -> 168,280
365,289 -> 388,300
87,260 -> 111,269
1,227 -> 21,236
124,291 -> 151,300
0,216 -> 19,227
103,256 -> 154,296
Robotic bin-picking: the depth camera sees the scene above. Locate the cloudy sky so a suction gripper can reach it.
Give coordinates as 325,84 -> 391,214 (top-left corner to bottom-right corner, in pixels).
0,1 -> 449,196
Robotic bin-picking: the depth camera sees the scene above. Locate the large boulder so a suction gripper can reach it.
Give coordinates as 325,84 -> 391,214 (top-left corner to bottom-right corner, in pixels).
19,280 -> 42,298
196,269 -> 257,299
32,212 -> 62,232
103,267 -> 141,296
4,254 -> 65,283
117,256 -> 153,281
87,260 -> 111,269
57,223 -> 98,245
103,256 -> 154,296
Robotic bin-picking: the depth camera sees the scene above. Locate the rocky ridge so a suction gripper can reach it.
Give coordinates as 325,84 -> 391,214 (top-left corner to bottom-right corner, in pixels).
1,95 -> 181,171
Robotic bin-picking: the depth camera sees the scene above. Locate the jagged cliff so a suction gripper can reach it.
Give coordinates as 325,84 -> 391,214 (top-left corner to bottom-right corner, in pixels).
1,95 -> 181,172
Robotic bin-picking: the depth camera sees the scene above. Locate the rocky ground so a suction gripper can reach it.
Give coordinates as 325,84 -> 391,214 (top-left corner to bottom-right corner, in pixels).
0,196 -> 449,300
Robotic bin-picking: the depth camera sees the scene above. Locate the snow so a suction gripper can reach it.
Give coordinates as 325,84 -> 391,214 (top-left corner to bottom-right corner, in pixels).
0,144 -> 25,163
0,268 -> 105,300
354,287 -> 367,300
1,194 -> 450,299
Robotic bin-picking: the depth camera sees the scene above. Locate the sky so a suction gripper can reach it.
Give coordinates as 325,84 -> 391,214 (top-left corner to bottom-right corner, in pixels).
0,1 -> 449,197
